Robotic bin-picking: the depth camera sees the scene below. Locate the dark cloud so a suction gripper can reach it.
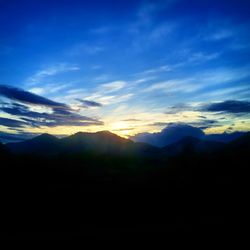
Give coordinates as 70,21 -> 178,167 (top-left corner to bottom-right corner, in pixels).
76,98 -> 103,107
0,102 -> 103,128
131,122 -> 248,147
131,123 -> 205,147
202,100 -> 250,113
0,85 -> 104,130
150,119 -> 218,130
0,85 -> 67,108
150,122 -> 170,127
165,103 -> 192,114
190,119 -> 218,129
0,102 -> 49,120
0,117 -> 27,128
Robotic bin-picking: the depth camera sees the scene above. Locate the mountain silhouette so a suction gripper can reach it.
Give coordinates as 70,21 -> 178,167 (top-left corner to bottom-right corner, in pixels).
5,130 -> 250,158
6,130 -> 159,157
7,133 -> 61,155
1,130 -> 250,239
0,141 -> 9,157
162,136 -> 225,157
61,131 -> 131,153
204,131 -> 246,143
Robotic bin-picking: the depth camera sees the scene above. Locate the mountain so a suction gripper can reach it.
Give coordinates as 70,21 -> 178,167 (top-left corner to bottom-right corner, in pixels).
5,130 -> 249,158
61,131 -> 160,156
225,132 -> 250,153
7,133 -> 61,155
131,124 -> 205,147
60,130 -> 132,154
0,141 -> 9,157
6,131 -> 159,157
204,131 -> 246,143
162,136 -> 225,157
130,124 -> 248,147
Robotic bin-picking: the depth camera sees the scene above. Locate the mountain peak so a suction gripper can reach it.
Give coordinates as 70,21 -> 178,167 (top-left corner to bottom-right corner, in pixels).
71,130 -> 124,139
95,130 -> 121,137
31,133 -> 59,142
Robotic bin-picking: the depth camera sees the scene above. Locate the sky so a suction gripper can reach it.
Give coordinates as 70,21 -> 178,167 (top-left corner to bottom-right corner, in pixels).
0,0 -> 250,141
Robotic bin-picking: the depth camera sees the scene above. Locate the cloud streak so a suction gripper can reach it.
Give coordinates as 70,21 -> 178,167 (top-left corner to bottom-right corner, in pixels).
0,85 -> 104,129
202,100 -> 250,114
76,99 -> 103,108
26,64 -> 80,85
0,85 -> 67,108
0,117 -> 27,128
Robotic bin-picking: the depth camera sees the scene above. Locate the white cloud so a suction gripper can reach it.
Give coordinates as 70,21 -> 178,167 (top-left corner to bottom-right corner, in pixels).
29,87 -> 45,95
133,76 -> 157,84
138,65 -> 173,76
142,66 -> 250,95
26,63 -> 80,85
29,83 -> 71,95
188,52 -> 220,63
143,78 -> 200,93
99,81 -> 127,93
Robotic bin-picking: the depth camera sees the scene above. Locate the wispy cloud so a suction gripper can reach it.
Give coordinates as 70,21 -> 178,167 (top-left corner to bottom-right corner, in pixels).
139,65 -> 173,75
26,63 -> 80,85
76,99 -> 103,108
143,78 -> 201,93
29,83 -> 71,95
188,52 -> 220,63
206,29 -> 233,41
98,81 -> 127,93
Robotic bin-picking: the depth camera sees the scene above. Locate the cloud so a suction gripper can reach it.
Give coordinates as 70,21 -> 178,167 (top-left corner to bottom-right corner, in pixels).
76,99 -> 103,108
143,78 -> 201,93
141,66 -> 250,97
29,83 -> 71,95
0,117 -> 27,128
0,85 -> 104,129
99,81 -> 126,93
26,64 -> 80,85
188,52 -> 220,63
0,85 -> 67,108
189,119 -> 218,130
122,119 -> 141,122
149,122 -> 170,127
206,29 -> 233,41
140,65 -> 173,75
165,103 -> 193,114
0,102 -> 103,128
202,100 -> 250,113
130,123 -> 205,147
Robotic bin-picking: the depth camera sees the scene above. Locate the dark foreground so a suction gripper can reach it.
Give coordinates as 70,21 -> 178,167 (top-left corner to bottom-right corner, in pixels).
0,133 -> 249,240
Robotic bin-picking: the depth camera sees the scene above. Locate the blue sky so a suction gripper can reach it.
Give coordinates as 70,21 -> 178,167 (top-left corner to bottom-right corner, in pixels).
0,0 -> 250,140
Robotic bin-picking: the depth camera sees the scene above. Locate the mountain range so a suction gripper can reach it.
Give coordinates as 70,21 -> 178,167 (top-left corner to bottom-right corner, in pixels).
3,130 -> 250,157
1,130 -> 250,238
